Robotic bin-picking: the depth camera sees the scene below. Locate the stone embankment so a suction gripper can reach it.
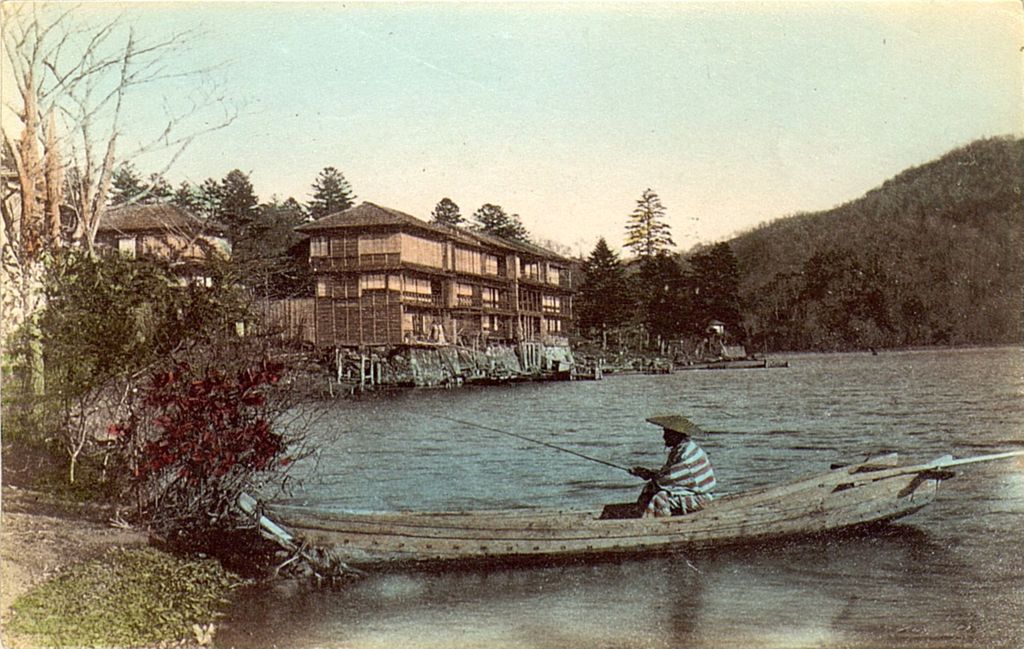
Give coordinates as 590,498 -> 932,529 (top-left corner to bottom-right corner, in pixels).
332,342 -> 576,390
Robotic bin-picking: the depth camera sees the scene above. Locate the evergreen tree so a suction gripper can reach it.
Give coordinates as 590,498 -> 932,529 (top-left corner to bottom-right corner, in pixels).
636,252 -> 688,344
195,178 -> 223,220
146,173 -> 173,203
472,203 -> 530,243
689,242 -> 743,338
577,238 -> 631,346
241,196 -> 313,297
109,163 -> 147,205
218,169 -> 259,243
431,197 -> 463,226
109,165 -> 177,206
309,166 -> 355,219
625,188 -> 675,259
172,181 -> 202,213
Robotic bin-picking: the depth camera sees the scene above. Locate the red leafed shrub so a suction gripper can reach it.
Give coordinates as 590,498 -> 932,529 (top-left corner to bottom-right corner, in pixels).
119,358 -> 295,538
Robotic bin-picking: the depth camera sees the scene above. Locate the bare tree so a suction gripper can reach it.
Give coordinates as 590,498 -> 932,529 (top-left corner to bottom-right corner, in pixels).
1,3 -> 236,364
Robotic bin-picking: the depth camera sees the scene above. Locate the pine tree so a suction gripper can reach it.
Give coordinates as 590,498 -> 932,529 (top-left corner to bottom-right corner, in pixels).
146,173 -> 173,203
431,197 -> 463,226
219,170 -> 258,232
637,252 -> 688,344
577,238 -> 632,346
195,178 -> 223,220
110,166 -> 175,206
689,242 -> 743,337
472,203 -> 530,243
625,188 -> 675,259
172,181 -> 202,213
109,163 -> 147,205
243,196 -> 313,297
309,167 -> 355,219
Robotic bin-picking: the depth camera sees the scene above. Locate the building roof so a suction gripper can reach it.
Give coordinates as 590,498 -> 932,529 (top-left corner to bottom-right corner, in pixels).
99,203 -> 226,236
296,201 -> 570,262
296,202 -> 441,234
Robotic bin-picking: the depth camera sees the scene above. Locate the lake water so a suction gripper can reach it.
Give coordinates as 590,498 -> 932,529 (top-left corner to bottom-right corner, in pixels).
217,346 -> 1024,649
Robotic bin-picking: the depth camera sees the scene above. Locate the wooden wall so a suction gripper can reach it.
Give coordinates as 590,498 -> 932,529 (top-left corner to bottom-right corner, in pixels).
316,291 -> 404,347
258,298 -> 316,344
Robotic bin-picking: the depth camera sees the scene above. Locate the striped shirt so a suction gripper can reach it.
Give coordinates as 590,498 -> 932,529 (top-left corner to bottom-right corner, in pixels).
656,439 -> 716,496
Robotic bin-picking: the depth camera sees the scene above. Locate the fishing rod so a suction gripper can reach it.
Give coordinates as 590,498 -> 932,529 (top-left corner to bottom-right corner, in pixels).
434,414 -> 633,474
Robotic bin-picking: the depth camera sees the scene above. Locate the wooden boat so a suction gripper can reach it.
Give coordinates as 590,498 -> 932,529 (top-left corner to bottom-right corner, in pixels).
239,451 -> 1024,570
677,358 -> 769,371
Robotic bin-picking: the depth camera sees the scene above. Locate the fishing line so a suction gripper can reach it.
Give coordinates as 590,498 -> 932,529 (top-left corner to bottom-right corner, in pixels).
432,414 -> 634,474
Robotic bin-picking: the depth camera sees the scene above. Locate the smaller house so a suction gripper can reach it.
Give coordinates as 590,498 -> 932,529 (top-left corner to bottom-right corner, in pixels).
95,204 -> 230,284
706,320 -> 726,336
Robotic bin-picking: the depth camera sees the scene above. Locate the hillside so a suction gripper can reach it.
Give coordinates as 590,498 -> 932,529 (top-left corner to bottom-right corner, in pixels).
728,137 -> 1023,351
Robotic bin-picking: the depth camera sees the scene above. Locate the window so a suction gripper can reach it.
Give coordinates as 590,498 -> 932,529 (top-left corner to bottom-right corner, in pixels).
359,274 -> 386,292
521,260 -> 539,280
405,277 -> 433,295
400,234 -> 444,268
310,236 -> 329,257
403,276 -> 434,304
519,289 -> 540,312
358,234 -> 400,254
455,247 -> 482,274
545,318 -> 562,333
456,282 -> 475,307
334,279 -> 358,299
483,254 -> 499,275
117,237 -> 136,258
482,287 -> 500,308
316,279 -> 329,297
542,295 -> 562,314
548,265 -> 563,286
481,314 -> 499,331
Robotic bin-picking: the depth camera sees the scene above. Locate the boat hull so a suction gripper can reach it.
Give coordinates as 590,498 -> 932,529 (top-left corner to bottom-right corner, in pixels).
262,461 -> 943,568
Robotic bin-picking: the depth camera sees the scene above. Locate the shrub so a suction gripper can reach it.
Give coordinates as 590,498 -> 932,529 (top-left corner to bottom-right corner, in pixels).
116,351 -> 308,544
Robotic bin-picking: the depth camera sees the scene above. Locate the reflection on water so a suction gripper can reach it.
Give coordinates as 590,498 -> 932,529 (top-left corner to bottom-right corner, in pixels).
217,347 -> 1024,648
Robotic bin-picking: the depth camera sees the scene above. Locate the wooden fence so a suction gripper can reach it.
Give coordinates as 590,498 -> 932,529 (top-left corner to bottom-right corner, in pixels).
256,298 -> 317,344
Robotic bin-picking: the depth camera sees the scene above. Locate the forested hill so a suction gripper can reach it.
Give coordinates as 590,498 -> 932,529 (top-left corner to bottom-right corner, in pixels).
729,136 -> 1023,351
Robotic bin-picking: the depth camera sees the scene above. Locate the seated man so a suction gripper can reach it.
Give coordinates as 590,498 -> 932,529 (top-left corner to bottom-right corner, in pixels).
629,415 -> 716,517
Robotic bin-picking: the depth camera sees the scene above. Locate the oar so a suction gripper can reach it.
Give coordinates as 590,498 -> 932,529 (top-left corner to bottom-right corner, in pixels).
837,450 -> 1024,488
433,414 -> 634,474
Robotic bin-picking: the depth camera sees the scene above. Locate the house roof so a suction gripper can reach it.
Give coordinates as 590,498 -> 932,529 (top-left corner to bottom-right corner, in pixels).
99,203 -> 225,236
296,201 -> 570,262
295,201 -> 440,234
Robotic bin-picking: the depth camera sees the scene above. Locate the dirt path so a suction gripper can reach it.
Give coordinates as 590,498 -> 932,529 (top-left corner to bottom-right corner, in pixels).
0,486 -> 148,648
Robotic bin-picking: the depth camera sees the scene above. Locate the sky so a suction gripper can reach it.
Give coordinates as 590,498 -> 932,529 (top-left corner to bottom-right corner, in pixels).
23,1 -> 1024,255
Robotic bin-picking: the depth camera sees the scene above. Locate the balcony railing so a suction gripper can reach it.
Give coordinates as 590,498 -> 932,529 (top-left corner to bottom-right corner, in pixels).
310,253 -> 402,271
482,300 -> 513,311
401,293 -> 443,308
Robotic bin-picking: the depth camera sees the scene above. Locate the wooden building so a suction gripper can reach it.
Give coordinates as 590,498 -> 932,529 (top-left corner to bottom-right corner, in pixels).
96,204 -> 230,284
295,202 -> 574,349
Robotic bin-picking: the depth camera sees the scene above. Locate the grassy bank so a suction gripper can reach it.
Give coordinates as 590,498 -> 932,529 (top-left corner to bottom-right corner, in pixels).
7,546 -> 242,648
1,486 -> 245,649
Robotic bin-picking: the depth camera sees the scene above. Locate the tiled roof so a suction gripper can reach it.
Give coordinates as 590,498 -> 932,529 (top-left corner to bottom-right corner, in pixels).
296,202 -> 444,234
297,201 -> 570,262
99,204 -> 225,236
